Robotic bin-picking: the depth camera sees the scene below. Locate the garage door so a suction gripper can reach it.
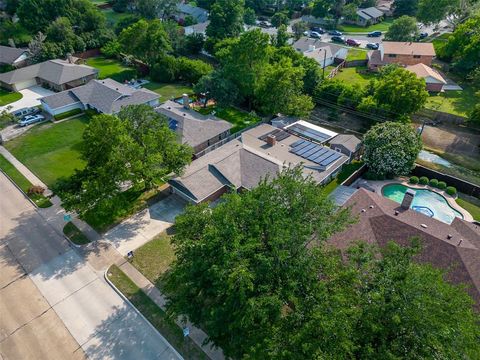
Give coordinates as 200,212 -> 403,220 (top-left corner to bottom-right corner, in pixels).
14,79 -> 37,91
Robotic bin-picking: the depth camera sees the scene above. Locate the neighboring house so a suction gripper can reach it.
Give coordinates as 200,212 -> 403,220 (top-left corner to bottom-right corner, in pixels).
328,134 -> 362,160
376,0 -> 394,16
184,20 -> 210,35
40,78 -> 159,116
0,59 -> 98,91
368,41 -> 436,70
157,99 -> 232,157
169,123 -> 349,204
406,63 -> 447,92
292,38 -> 348,68
284,119 -> 338,144
176,3 -> 209,24
329,188 -> 480,309
352,7 -> 384,26
0,45 -> 30,69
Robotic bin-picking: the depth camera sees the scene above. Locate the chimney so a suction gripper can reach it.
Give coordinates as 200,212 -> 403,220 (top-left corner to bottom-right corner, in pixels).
182,94 -> 190,110
308,44 -> 316,52
66,53 -> 74,64
401,189 -> 415,210
266,134 -> 277,146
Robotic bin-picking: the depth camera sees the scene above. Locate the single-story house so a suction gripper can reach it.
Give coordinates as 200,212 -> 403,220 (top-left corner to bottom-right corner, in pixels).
353,7 -> 384,26
376,0 -> 394,16
157,99 -> 232,157
0,59 -> 98,91
368,41 -> 436,70
328,134 -> 362,160
40,78 -> 159,116
284,119 -> 338,144
406,63 -> 447,92
0,45 -> 30,68
329,188 -> 480,309
292,38 -> 348,68
169,123 -> 349,204
176,3 -> 209,24
184,20 -> 210,35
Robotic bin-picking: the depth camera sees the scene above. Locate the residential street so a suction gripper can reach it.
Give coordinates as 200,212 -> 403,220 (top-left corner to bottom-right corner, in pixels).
0,172 -> 183,360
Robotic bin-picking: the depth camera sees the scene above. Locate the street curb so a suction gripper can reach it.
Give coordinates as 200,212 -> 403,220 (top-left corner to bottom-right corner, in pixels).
0,169 -> 38,208
103,266 -> 185,360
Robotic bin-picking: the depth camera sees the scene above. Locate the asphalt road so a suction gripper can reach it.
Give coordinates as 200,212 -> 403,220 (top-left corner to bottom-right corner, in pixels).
0,172 -> 182,360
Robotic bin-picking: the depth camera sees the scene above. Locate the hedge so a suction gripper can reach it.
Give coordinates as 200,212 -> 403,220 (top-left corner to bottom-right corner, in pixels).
429,178 -> 439,187
446,186 -> 457,196
437,181 -> 447,190
54,108 -> 83,121
419,176 -> 429,185
409,176 -> 419,184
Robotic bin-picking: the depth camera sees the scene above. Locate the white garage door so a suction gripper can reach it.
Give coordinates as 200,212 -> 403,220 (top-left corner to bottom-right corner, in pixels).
14,79 -> 37,91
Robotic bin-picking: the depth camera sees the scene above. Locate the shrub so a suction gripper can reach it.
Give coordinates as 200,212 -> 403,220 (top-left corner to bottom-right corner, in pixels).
437,181 -> 447,190
409,176 -> 419,184
54,108 -> 82,121
150,55 -> 178,83
446,186 -> 457,196
27,185 -> 45,195
419,176 -> 429,185
100,40 -> 121,59
176,57 -> 213,84
429,178 -> 439,187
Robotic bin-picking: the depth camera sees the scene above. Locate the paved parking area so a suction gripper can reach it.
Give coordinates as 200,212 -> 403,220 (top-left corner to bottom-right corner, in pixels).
0,85 -> 54,113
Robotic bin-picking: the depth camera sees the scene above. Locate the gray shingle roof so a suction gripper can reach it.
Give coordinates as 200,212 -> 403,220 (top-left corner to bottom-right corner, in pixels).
177,3 -> 209,22
356,7 -> 384,20
0,59 -> 98,85
41,78 -> 159,114
329,134 -> 362,153
292,38 -> 343,57
157,100 -> 232,149
0,46 -> 28,65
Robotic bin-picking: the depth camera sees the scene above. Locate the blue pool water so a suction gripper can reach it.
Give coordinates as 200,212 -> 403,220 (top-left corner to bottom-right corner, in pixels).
382,184 -> 463,224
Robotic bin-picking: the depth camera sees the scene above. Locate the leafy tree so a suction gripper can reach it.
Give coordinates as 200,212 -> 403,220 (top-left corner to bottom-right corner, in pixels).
112,0 -> 134,12
134,0 -> 180,19
206,0 -> 245,41
163,167 -> 352,359
271,11 -> 289,28
393,0 -> 418,17
244,7 -> 257,25
118,19 -> 172,66
364,121 -> 422,177
114,15 -> 141,35
256,58 -> 314,116
183,33 -> 205,55
385,15 -> 419,41
101,40 -> 122,59
312,0 -> 333,18
273,24 -> 290,47
194,70 -> 240,107
176,57 -> 213,84
417,0 -> 459,25
150,55 -> 178,82
45,17 -> 85,54
0,107 -> 15,129
292,21 -> 308,40
342,3 -> 358,22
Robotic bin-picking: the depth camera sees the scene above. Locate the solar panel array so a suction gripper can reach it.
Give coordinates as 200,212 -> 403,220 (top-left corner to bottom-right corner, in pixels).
290,139 -> 342,168
168,118 -> 178,131
259,129 -> 291,142
286,123 -> 332,144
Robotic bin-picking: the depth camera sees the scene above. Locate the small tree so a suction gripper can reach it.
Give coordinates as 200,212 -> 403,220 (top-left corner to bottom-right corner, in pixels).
385,15 -> 419,41
244,7 -> 256,25
364,121 -> 422,178
292,21 -> 308,40
271,11 -> 289,28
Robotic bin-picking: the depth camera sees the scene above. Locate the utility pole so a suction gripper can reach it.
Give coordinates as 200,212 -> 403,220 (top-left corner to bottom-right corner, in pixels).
322,49 -> 327,79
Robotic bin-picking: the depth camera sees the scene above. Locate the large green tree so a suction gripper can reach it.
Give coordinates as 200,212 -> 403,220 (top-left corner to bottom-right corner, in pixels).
416,0 -> 459,25
385,15 -> 419,41
364,121 -> 422,177
206,0 -> 245,41
134,0 -> 179,19
393,0 -> 418,17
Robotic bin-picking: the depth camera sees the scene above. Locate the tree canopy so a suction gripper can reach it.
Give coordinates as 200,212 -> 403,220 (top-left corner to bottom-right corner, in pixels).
206,0 -> 245,41
385,15 -> 419,41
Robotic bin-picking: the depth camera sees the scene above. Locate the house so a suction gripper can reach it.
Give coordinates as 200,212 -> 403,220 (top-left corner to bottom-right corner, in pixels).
176,3 -> 209,24
329,188 -> 480,308
157,99 -> 232,157
184,20 -> 210,35
284,119 -> 338,144
40,78 -> 159,116
292,38 -> 348,68
169,123 -> 349,204
353,7 -> 384,26
368,41 -> 436,70
376,0 -> 394,16
0,59 -> 98,91
328,134 -> 362,160
0,45 -> 30,68
406,63 -> 447,92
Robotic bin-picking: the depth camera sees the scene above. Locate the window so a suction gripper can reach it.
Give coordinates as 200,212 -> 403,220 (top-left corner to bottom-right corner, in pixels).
413,55 -> 421,58
388,54 -> 396,58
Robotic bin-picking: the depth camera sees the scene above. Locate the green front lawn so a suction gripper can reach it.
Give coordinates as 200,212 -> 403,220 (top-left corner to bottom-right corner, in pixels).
107,265 -> 207,360
0,89 -> 22,106
345,48 -> 368,62
4,116 -> 89,187
143,82 -> 193,100
333,66 -> 376,87
195,106 -> 261,133
339,19 -> 393,33
425,83 -> 477,118
86,56 -> 137,82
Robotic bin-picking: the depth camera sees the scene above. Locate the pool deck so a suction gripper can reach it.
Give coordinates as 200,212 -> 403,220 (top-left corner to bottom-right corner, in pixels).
351,177 -> 474,222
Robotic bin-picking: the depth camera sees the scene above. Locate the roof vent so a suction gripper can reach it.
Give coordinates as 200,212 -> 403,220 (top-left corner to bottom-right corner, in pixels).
458,239 -> 463,246
394,210 -> 399,216
369,205 -> 374,209
361,209 -> 366,213
183,113 -> 186,116
420,224 -> 428,228
447,234 -> 453,239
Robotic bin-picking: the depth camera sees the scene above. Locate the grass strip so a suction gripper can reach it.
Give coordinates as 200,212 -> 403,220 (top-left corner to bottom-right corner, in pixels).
63,222 -> 90,245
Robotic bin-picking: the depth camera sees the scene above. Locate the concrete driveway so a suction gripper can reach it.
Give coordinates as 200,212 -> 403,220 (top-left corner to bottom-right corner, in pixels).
0,85 -> 54,113
103,195 -> 186,256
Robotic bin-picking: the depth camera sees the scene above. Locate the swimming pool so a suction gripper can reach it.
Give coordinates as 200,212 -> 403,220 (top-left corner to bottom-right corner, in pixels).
382,184 -> 463,224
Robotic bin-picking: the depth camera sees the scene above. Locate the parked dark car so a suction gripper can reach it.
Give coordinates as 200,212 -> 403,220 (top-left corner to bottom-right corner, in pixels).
346,38 -> 361,47
328,30 -> 343,36
418,32 -> 429,39
258,20 -> 272,28
367,31 -> 382,37
366,42 -> 380,50
331,35 -> 346,43
310,26 -> 325,34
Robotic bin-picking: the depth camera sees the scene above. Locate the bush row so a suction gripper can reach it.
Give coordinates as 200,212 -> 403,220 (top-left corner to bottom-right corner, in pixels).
54,108 -> 83,121
409,176 -> 457,195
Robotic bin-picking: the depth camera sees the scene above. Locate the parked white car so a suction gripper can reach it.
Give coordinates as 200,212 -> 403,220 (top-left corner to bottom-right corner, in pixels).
19,114 -> 45,127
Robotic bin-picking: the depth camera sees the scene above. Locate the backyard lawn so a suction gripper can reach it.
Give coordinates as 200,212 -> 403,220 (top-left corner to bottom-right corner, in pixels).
425,83 -> 476,117
456,196 -> 480,222
101,8 -> 131,25
333,66 -> 376,87
195,106 -> 261,133
0,89 -> 22,106
143,82 -> 193,100
339,19 -> 393,33
345,48 -> 368,62
322,161 -> 364,195
4,116 -> 89,187
86,56 -> 137,82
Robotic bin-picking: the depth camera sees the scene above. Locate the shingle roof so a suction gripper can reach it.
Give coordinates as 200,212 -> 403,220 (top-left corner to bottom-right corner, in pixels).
382,41 -> 436,56
177,3 -> 208,22
157,100 -> 232,149
293,38 -> 343,56
356,7 -> 384,20
329,188 -> 480,308
406,63 -> 447,84
41,78 -> 159,114
0,59 -> 98,85
0,46 -> 28,65
329,134 -> 362,153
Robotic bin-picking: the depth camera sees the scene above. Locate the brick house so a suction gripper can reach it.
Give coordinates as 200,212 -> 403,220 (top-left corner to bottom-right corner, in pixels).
368,42 -> 436,71
406,63 -> 447,92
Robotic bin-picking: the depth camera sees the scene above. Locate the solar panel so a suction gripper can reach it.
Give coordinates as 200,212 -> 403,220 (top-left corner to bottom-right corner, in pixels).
291,139 -> 306,148
259,129 -> 291,142
290,138 -> 343,168
168,118 -> 178,131
296,143 -> 318,156
308,148 -> 329,161
303,145 -> 322,158
293,141 -> 313,152
319,153 -> 342,166
287,124 -> 332,144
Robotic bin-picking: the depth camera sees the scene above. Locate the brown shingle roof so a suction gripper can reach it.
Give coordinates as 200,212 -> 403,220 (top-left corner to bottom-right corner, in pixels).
406,63 -> 446,84
382,41 -> 436,56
